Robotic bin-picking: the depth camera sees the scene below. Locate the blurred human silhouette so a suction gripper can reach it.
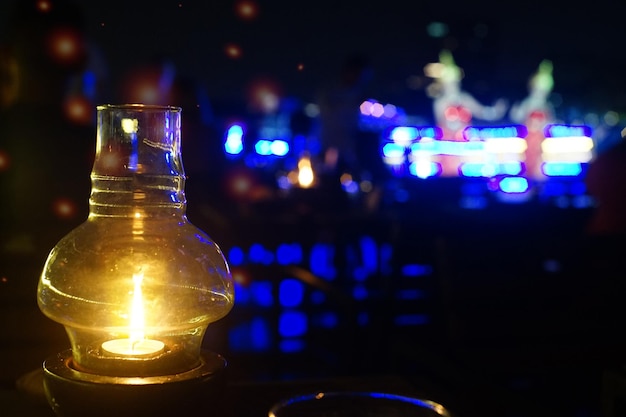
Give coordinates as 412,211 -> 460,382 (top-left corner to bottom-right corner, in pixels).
510,60 -> 556,181
118,58 -> 223,181
116,57 -> 235,231
425,50 -> 507,176
315,54 -> 373,179
582,129 -> 626,339
312,54 -> 376,209
585,128 -> 626,237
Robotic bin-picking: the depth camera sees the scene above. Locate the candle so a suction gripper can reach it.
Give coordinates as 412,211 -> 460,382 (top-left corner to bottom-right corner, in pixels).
100,271 -> 165,357
101,338 -> 165,357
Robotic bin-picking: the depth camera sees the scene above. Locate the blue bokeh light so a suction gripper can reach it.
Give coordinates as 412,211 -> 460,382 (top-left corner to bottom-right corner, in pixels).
228,246 -> 245,266
279,311 -> 308,337
225,124 -> 244,155
279,278 -> 305,308
251,281 -> 274,307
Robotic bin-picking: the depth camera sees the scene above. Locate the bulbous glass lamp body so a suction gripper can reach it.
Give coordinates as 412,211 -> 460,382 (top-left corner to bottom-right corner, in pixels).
37,104 -> 234,377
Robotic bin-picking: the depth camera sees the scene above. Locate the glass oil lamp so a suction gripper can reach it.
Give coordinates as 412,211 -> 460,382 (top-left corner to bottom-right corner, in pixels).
37,104 -> 234,417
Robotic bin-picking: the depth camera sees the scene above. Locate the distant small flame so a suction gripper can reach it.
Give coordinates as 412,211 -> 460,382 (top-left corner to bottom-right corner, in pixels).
297,156 -> 314,188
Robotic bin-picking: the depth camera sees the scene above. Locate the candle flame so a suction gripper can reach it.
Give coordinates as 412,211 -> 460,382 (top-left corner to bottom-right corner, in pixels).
129,272 -> 145,342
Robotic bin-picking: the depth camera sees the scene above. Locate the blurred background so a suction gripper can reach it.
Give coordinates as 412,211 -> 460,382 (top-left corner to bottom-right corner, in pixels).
2,1 -> 626,416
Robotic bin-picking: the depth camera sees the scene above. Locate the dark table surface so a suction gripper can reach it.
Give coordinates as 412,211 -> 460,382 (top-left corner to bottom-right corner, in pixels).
4,367 -> 447,417
3,200 -> 626,417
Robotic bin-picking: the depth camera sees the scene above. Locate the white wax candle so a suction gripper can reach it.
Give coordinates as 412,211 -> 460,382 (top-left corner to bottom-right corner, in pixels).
101,338 -> 165,357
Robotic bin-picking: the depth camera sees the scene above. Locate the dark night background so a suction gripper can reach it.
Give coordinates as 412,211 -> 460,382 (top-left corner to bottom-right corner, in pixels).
2,1 -> 626,417
69,0 -> 626,111
3,0 -> 626,113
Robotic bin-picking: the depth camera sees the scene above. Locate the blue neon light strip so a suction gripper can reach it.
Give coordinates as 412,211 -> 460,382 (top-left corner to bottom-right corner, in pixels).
460,163 -> 493,177
390,126 -> 419,142
382,142 -> 406,158
460,162 -> 522,177
408,161 -> 439,178
501,161 -> 524,175
542,162 -> 583,176
499,176 -> 529,193
544,124 -> 592,138
388,126 -> 443,141
463,124 -> 527,140
389,125 -> 529,142
410,140 -> 485,156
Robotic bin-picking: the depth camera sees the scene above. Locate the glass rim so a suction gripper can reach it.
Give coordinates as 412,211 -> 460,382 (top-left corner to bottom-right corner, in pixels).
96,103 -> 182,112
268,391 -> 453,417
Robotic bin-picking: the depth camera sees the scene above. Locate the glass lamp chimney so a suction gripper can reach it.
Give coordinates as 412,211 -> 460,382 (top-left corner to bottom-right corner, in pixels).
37,104 -> 234,378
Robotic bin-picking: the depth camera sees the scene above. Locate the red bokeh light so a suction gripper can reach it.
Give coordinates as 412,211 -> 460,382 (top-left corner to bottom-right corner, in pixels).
46,27 -> 85,67
231,267 -> 251,287
0,149 -> 11,172
247,77 -> 282,114
235,0 -> 259,20
52,197 -> 78,220
119,66 -> 176,105
64,95 -> 93,125
223,167 -> 274,203
226,170 -> 254,199
36,0 -> 52,13
224,43 -> 243,59
95,150 -> 125,176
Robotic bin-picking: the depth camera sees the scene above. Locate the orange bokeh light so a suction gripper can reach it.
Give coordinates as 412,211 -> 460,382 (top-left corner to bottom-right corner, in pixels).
225,43 -> 243,59
247,77 -> 282,114
235,0 -> 259,20
64,95 -> 93,125
231,267 -> 251,286
119,66 -> 175,105
36,0 -> 52,12
222,167 -> 274,203
47,27 -> 84,67
230,174 -> 253,196
52,197 -> 78,220
0,149 -> 11,172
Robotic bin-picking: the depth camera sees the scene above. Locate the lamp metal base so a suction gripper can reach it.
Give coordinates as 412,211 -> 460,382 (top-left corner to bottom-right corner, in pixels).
43,349 -> 228,417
